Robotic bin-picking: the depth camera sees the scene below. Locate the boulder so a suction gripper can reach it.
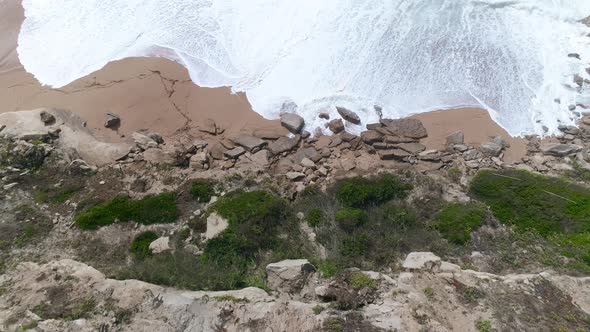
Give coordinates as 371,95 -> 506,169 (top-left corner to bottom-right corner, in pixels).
253,128 -> 283,140
39,110 -> 56,125
319,113 -> 330,120
381,118 -> 427,139
402,252 -> 441,272
204,213 -> 229,240
199,118 -> 218,135
582,116 -> 590,126
339,132 -> 357,142
190,151 -> 208,170
360,130 -> 383,144
132,131 -> 159,150
463,149 -> 482,161
327,119 -> 345,133
69,159 -> 97,174
149,237 -> 171,254
396,142 -> 426,154
540,143 -> 583,157
301,158 -> 316,168
280,113 -> 305,134
266,259 -> 316,294
208,142 -> 227,160
137,129 -> 164,144
224,147 -> 246,159
268,136 -> 300,155
143,148 -> 175,165
191,139 -> 208,150
104,112 -> 120,128
479,142 -> 503,157
378,149 -> 410,161
446,131 -> 464,146
249,150 -> 271,168
231,135 -> 267,152
336,107 -> 361,124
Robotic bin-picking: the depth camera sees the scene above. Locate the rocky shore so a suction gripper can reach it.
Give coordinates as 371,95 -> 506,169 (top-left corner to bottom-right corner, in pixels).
1,107 -> 590,332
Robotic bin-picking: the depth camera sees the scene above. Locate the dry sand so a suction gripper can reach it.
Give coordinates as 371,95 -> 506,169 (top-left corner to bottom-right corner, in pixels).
0,0 -> 526,162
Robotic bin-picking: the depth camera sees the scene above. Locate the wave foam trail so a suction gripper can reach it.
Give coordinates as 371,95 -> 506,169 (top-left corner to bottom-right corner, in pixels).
17,0 -> 590,135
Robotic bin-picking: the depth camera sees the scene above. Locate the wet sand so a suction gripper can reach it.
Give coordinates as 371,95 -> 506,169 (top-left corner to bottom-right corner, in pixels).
0,0 -> 526,162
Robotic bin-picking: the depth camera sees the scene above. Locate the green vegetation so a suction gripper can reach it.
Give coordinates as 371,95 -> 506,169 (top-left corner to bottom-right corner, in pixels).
75,193 -> 179,230
312,305 -> 325,315
323,318 -> 344,332
565,158 -> 590,183
65,298 -> 96,321
34,184 -> 82,204
475,320 -> 492,332
435,203 -> 488,245
447,166 -> 462,183
190,180 -> 215,203
130,231 -> 159,259
423,287 -> 435,301
0,205 -> 53,249
470,170 -> 590,236
335,208 -> 367,232
305,208 -> 325,227
21,321 -> 38,330
122,190 -> 306,290
335,173 -> 411,208
214,295 -> 249,303
349,272 -> 377,290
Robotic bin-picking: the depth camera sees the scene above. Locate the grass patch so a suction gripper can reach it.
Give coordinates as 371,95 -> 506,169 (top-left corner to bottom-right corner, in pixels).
21,321 -> 38,330
349,272 -> 376,290
475,320 -> 492,332
335,208 -> 367,232
335,174 -> 411,208
75,192 -> 179,230
34,184 -> 82,204
423,287 -> 435,301
190,180 -> 215,203
435,202 -> 488,245
470,170 -> 590,236
305,208 -> 325,227
65,298 -> 96,321
312,305 -> 325,315
130,231 -> 159,259
213,295 -> 250,303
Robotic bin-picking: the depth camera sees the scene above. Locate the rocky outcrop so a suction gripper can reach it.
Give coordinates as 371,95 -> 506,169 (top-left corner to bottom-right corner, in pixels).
380,118 -> 428,139
266,259 -> 316,297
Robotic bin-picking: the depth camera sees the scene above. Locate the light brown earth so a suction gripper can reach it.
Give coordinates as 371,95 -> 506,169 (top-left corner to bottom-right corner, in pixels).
0,0 -> 526,162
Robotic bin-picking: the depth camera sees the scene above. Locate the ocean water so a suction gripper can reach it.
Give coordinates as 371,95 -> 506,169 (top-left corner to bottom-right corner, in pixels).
17,0 -> 590,135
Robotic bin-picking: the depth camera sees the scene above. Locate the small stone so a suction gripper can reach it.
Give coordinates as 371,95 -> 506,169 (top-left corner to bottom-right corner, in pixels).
336,107 -> 361,124
280,113 -> 305,134
104,112 -> 120,128
286,172 -> 306,181
327,119 -> 345,133
224,147 -> 246,159
301,158 -> 316,168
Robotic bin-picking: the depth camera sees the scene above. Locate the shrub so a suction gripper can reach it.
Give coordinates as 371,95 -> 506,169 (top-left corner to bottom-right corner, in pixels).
75,193 -> 179,230
448,166 -> 462,183
349,272 -> 377,290
341,234 -> 370,257
305,208 -> 325,227
130,231 -> 159,259
335,208 -> 368,232
475,320 -> 492,332
190,180 -> 215,203
435,203 -> 487,245
312,305 -> 325,315
335,174 -> 411,208
470,170 -> 590,236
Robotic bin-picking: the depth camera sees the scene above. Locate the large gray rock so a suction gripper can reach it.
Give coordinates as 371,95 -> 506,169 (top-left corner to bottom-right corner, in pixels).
232,135 -> 267,152
268,136 -> 300,155
39,110 -> 56,125
540,143 -> 583,157
280,113 -> 305,134
336,107 -> 361,124
149,237 -> 171,254
266,259 -> 316,295
479,142 -> 503,157
381,118 -> 427,139
204,213 -> 229,240
402,252 -> 441,272
446,131 -> 464,146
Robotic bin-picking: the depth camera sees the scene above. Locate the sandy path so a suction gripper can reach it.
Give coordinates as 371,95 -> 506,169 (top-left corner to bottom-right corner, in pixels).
0,0 -> 526,163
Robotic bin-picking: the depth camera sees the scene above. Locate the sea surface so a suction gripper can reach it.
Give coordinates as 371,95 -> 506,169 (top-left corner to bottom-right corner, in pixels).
16,0 -> 590,135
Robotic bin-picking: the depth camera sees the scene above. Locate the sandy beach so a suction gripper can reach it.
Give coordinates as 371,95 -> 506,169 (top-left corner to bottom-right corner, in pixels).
0,0 -> 525,161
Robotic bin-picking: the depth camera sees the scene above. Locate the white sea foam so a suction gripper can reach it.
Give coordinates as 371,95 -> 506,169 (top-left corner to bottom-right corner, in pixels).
17,0 -> 590,135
